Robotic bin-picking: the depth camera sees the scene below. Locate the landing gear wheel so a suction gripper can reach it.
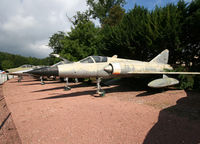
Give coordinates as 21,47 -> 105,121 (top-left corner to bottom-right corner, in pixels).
41,82 -> 45,85
98,89 -> 105,97
64,86 -> 71,91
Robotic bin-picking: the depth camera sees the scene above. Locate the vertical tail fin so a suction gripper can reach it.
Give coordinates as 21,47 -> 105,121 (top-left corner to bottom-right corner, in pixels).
150,49 -> 169,64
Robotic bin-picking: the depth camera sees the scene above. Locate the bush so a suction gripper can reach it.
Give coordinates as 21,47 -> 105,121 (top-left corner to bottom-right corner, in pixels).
178,74 -> 194,90
171,66 -> 195,90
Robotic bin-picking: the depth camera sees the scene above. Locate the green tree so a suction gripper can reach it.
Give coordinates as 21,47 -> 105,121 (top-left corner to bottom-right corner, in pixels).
68,11 -> 91,26
1,60 -> 14,70
49,10 -> 104,61
180,0 -> 200,69
103,5 -> 125,26
0,51 -> 51,69
87,0 -> 126,24
49,31 -> 65,54
60,21 -> 103,61
102,5 -> 155,60
151,4 -> 182,64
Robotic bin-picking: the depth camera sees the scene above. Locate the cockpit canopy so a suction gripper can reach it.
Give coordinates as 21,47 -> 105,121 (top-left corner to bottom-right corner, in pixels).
51,61 -> 66,67
79,56 -> 107,63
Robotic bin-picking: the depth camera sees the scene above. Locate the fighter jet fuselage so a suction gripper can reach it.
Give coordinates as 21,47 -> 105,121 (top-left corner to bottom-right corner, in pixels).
26,49 -> 200,94
57,61 -> 172,78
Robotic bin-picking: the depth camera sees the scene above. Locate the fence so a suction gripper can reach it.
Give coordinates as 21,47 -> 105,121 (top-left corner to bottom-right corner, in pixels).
0,74 -> 14,84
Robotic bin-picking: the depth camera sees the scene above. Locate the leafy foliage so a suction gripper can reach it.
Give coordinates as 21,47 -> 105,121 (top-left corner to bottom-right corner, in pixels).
87,0 -> 126,24
178,74 -> 194,90
172,66 -> 195,89
49,31 -> 65,54
102,5 -> 125,26
0,51 -> 52,70
1,60 -> 14,70
49,15 -> 104,61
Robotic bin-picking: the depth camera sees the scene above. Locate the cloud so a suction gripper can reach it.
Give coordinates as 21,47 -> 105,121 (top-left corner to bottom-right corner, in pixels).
27,40 -> 53,58
0,0 -> 88,58
2,15 -> 37,32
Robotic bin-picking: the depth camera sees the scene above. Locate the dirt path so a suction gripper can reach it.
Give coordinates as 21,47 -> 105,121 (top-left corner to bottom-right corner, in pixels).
0,84 -> 21,144
2,77 -> 200,144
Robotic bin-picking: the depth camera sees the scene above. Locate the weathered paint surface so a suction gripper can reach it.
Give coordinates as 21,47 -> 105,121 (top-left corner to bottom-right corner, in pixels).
56,49 -> 200,88
7,67 -> 32,73
28,49 -> 200,88
148,77 -> 179,88
58,59 -> 172,78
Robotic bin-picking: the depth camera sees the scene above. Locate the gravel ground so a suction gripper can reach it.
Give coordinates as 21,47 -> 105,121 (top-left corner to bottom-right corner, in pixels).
2,77 -> 200,144
0,84 -> 21,144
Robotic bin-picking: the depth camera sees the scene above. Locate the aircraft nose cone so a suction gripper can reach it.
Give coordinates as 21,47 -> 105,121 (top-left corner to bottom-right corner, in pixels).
104,65 -> 113,73
27,66 -> 59,76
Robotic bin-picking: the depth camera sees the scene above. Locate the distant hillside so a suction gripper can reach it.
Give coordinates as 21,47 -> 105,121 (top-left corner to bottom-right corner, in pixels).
0,51 -> 51,70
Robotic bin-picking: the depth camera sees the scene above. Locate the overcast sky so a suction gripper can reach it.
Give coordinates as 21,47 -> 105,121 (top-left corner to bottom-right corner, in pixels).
0,0 -> 89,58
0,0 -> 191,58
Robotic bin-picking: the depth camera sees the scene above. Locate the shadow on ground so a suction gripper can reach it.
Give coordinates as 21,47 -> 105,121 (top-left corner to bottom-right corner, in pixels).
32,86 -> 67,92
0,85 -> 22,144
39,90 -> 96,100
32,82 -> 94,93
38,78 -> 160,100
136,90 -> 163,97
21,80 -> 62,86
136,88 -> 180,97
36,77 -> 200,143
9,79 -> 39,83
143,91 -> 200,144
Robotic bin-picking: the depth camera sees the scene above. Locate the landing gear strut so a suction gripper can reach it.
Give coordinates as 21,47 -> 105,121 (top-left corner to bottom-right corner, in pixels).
74,78 -> 78,83
96,77 -> 105,97
64,77 -> 71,90
18,76 -> 22,82
40,76 -> 45,85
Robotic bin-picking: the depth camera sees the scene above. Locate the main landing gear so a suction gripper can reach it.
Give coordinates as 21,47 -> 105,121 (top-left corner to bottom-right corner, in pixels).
40,76 -> 45,85
96,77 -> 105,97
18,76 -> 22,82
62,77 -> 105,96
64,77 -> 71,91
